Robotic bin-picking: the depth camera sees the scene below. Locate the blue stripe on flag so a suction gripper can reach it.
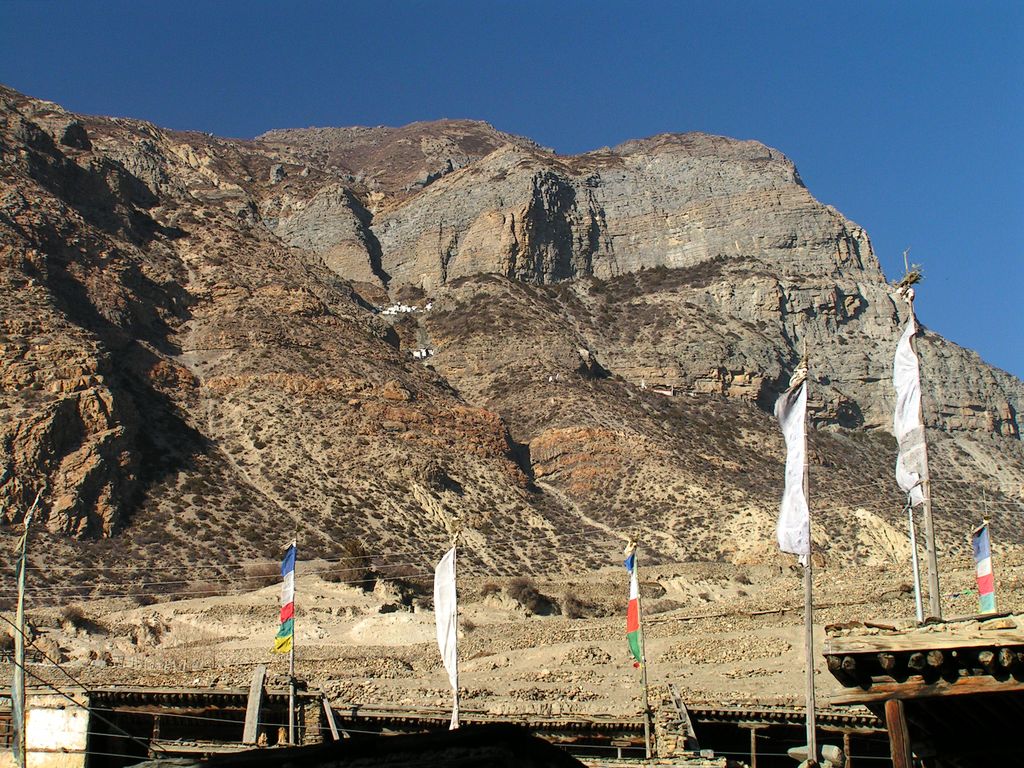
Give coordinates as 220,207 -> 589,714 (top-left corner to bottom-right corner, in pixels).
281,544 -> 296,577
972,527 -> 990,562
624,553 -> 636,572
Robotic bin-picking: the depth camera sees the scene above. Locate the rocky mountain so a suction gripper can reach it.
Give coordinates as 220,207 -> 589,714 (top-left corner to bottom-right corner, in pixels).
2,84 -> 1022,606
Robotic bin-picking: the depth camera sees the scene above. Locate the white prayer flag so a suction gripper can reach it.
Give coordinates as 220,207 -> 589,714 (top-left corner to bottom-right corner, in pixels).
775,376 -> 810,564
893,314 -> 928,506
433,546 -> 459,729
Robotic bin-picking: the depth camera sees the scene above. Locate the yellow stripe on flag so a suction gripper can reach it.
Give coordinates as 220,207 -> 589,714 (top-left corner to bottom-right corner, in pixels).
273,634 -> 293,654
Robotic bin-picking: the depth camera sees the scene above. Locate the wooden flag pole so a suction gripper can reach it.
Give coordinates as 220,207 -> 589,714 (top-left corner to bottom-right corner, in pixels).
906,496 -> 924,623
288,535 -> 297,746
801,370 -> 818,767
13,488 -> 43,768
907,295 -> 941,620
452,530 -> 460,730
633,542 -> 653,759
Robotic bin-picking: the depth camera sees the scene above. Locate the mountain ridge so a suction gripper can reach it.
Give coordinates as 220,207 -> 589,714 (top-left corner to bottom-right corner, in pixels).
1,84 -> 1021,609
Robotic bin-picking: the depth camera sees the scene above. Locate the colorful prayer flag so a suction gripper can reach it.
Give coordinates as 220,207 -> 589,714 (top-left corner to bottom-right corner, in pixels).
971,523 -> 996,614
273,542 -> 296,654
775,371 -> 810,564
624,547 -> 642,666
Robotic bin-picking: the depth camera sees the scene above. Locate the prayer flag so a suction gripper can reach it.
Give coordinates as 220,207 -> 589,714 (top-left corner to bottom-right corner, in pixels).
971,524 -> 996,614
273,542 -> 296,654
434,547 -> 459,729
624,547 -> 642,666
775,373 -> 810,563
894,314 -> 928,506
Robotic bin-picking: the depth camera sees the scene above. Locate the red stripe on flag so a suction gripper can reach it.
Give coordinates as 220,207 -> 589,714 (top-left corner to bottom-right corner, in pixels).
280,602 -> 294,623
626,599 -> 640,634
977,573 -> 994,595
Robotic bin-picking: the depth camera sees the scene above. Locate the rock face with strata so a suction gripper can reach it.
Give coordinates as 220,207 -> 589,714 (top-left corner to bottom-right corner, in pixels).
1,83 -> 1022,594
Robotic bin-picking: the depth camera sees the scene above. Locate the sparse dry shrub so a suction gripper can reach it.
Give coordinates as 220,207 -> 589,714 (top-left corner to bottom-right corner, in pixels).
561,591 -> 588,620
507,577 -> 559,616
734,572 -> 753,585
60,605 -> 107,635
480,582 -> 501,598
323,538 -> 372,588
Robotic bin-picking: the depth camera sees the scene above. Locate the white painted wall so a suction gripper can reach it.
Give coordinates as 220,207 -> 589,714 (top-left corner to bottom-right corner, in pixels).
0,695 -> 88,768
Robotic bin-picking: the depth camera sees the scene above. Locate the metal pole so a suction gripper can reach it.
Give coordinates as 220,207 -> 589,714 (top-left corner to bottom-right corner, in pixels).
907,498 -> 924,623
635,548 -> 653,759
909,300 -> 941,619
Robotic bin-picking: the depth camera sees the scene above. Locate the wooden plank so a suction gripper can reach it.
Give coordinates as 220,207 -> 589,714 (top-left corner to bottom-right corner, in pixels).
323,696 -> 340,741
828,674 -> 1024,705
884,699 -> 913,768
242,664 -> 266,745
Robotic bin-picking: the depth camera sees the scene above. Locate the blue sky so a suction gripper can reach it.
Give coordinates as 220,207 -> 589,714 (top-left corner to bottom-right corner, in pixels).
2,1 -> 1021,377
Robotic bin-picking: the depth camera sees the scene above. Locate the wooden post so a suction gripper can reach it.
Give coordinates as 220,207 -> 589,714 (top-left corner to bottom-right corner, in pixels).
289,536 -> 297,745
634,546 -> 653,759
748,726 -> 759,768
322,697 -> 340,741
906,499 -> 924,623
243,664 -> 267,744
13,489 -> 42,768
668,683 -> 699,751
803,559 -> 818,764
843,731 -> 852,768
801,378 -> 818,767
921,480 -> 941,619
451,538 -> 460,730
884,698 -> 913,768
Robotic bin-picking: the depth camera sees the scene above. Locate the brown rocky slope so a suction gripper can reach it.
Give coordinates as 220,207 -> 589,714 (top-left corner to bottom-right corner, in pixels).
1,84 -> 1022,609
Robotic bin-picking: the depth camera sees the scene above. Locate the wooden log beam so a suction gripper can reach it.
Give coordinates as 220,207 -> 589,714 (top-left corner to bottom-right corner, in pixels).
884,699 -> 913,768
826,633 -> 1024,654
997,647 -> 1015,669
829,674 -> 1024,705
879,652 -> 897,674
907,653 -> 926,673
925,650 -> 943,668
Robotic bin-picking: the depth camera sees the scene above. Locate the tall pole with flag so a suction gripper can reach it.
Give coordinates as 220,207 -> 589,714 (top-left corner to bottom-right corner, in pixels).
624,539 -> 652,759
434,537 -> 460,730
775,359 -> 817,765
12,488 -> 43,768
893,266 -> 941,619
273,539 -> 297,743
